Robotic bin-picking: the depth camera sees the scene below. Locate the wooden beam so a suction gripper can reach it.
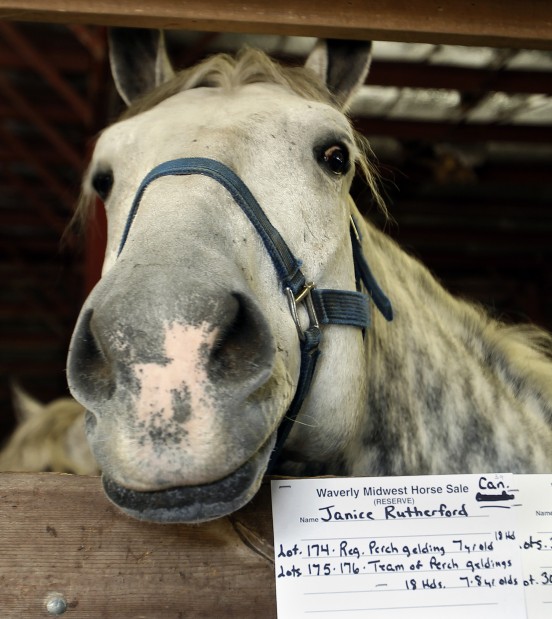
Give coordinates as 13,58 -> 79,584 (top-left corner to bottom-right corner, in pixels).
0,1 -> 551,49
66,24 -> 106,62
0,473 -> 277,618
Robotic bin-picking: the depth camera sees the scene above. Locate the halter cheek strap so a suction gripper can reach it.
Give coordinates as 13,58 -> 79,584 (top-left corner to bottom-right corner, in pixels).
118,157 -> 393,471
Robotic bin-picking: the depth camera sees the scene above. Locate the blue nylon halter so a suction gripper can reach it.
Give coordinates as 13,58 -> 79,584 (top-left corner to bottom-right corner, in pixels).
117,157 -> 393,470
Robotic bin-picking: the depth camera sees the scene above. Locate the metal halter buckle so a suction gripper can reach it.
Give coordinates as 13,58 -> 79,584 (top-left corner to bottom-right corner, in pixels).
285,282 -> 320,341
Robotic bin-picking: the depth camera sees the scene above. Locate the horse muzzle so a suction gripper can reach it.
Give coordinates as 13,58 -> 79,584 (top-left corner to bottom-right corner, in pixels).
101,431 -> 275,523
67,257 -> 283,519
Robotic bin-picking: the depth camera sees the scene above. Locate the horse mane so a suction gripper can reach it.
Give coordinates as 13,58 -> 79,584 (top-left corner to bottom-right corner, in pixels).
366,223 -> 552,428
482,321 -> 552,413
71,47 -> 384,230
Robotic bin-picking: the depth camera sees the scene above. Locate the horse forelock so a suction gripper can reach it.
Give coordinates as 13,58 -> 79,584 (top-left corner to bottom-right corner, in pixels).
119,47 -> 335,120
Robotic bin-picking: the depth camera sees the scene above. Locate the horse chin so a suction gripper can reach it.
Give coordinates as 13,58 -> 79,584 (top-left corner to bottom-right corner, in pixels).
101,432 -> 276,523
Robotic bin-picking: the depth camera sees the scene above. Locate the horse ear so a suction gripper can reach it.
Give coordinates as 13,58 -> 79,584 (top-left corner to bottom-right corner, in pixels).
11,383 -> 44,422
108,28 -> 175,106
305,39 -> 372,110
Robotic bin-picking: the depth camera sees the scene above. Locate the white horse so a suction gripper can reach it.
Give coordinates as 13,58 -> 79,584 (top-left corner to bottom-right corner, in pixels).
67,30 -> 552,524
0,385 -> 97,475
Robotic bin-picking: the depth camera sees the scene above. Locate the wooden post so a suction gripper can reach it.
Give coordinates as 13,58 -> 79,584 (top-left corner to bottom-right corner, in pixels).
0,473 -> 276,617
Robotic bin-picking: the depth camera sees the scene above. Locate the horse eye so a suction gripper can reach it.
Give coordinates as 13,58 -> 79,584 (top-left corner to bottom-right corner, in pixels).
91,169 -> 114,201
320,145 -> 350,175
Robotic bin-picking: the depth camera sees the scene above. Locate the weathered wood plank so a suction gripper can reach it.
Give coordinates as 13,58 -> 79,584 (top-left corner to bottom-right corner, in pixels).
0,473 -> 276,617
0,0 -> 551,49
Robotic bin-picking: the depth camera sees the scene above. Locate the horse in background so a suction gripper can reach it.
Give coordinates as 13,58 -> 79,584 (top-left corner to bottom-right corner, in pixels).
0,385 -> 97,475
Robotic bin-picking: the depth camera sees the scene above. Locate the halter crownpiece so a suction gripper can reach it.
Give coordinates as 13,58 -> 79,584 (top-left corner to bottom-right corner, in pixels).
118,157 -> 393,470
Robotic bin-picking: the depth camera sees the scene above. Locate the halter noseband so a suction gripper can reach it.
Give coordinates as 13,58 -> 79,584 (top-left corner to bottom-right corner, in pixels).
117,157 -> 393,471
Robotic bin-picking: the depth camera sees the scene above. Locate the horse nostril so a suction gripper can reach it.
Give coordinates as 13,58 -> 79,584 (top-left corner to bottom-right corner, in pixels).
208,293 -> 273,383
68,308 -> 115,403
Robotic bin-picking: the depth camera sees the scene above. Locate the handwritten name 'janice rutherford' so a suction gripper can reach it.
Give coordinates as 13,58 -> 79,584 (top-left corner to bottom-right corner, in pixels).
318,503 -> 469,522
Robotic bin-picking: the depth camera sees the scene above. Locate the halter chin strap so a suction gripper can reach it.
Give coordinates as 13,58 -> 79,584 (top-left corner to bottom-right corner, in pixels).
118,157 -> 392,471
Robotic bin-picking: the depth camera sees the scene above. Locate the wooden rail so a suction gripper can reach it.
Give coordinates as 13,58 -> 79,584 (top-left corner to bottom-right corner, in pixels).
0,473 -> 276,617
0,0 -> 551,49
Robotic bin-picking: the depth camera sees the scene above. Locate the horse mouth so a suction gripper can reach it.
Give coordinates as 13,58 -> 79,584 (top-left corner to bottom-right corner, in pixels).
101,433 -> 276,523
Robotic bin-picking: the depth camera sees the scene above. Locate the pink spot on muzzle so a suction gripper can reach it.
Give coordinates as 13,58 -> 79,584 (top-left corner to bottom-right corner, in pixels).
131,322 -> 219,458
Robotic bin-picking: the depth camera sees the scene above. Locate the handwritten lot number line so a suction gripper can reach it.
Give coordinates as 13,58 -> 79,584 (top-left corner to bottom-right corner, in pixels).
301,555 -> 500,561
302,567 -> 507,578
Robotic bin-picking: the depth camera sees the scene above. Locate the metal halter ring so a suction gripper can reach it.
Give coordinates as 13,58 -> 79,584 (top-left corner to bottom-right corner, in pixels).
285,282 -> 320,341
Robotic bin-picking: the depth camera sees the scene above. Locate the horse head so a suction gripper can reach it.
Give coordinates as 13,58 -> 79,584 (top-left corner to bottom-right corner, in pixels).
67,31 -> 381,522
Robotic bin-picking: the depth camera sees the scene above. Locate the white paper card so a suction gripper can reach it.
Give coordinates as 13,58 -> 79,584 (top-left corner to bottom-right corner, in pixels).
271,474 -> 526,618
515,475 -> 552,618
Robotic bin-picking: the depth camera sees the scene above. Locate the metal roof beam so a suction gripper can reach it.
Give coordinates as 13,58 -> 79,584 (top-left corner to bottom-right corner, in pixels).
368,62 -> 552,97
355,118 -> 552,144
